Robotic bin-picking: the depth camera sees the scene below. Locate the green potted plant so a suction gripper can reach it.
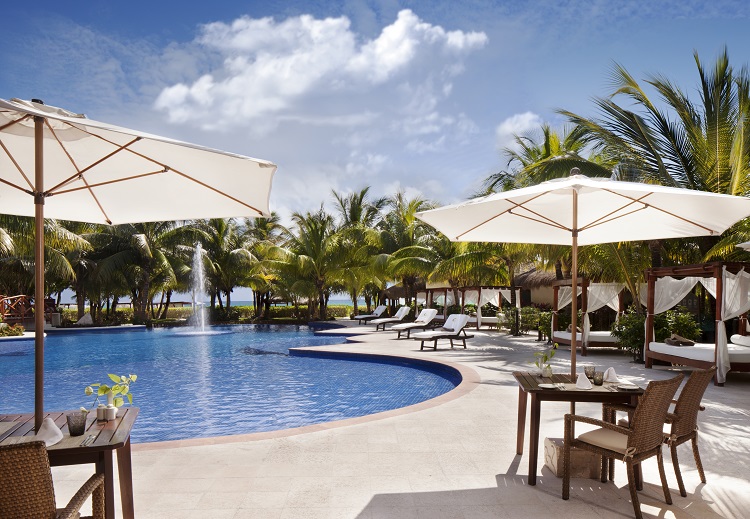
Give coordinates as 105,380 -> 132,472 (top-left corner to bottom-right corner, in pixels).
532,346 -> 556,377
85,373 -> 137,408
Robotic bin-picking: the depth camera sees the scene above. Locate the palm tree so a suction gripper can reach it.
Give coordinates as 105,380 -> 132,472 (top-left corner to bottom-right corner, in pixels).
481,124 -> 614,195
331,187 -> 387,313
0,215 -> 89,298
93,222 -> 194,323
273,207 -> 344,320
378,192 -> 435,303
241,213 -> 287,318
194,219 -> 256,310
561,47 -> 750,261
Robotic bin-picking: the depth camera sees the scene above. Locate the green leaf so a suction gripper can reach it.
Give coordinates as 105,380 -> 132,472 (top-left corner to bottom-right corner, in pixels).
107,373 -> 120,383
126,393 -> 133,405
97,385 -> 110,396
130,375 -> 137,382
114,397 -> 124,408
121,386 -> 129,395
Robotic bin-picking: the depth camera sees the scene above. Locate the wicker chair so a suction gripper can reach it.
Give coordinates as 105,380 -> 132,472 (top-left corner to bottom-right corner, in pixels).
562,374 -> 684,519
0,441 -> 105,519
604,367 -> 716,497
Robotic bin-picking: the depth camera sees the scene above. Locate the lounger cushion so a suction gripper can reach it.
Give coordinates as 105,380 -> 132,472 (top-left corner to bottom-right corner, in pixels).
730,334 -> 750,347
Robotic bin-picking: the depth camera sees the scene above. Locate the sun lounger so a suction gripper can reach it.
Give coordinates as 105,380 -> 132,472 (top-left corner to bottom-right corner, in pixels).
412,314 -> 473,350
370,306 -> 410,331
354,305 -> 386,324
391,308 -> 439,338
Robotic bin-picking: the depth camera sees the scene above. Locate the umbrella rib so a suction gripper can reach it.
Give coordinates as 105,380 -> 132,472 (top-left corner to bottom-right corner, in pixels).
0,138 -> 35,192
53,169 -> 167,194
455,192 -> 570,240
580,189 -> 718,235
48,122 -> 266,216
46,135 -> 141,194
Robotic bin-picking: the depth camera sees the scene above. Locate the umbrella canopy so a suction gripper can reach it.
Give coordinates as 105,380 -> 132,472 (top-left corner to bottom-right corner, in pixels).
0,98 -> 277,429
416,173 -> 750,376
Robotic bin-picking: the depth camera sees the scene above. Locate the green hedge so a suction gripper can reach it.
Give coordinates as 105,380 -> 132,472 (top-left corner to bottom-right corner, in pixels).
61,304 -> 352,324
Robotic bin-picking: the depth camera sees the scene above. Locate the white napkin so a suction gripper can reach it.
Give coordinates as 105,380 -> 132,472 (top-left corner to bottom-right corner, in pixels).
604,367 -> 621,383
35,417 -> 63,446
576,373 -> 592,389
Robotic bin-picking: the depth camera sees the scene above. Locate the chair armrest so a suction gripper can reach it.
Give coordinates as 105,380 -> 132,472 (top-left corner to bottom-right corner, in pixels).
603,403 -> 635,414
57,473 -> 105,519
565,413 -> 630,434
665,412 -> 678,425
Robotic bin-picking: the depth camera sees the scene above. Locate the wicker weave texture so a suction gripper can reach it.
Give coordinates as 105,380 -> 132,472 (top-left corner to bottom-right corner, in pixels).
0,441 -> 57,519
563,374 -> 684,519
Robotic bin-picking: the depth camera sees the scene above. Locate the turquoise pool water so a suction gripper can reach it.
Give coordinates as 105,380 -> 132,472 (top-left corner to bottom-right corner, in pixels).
0,325 -> 459,443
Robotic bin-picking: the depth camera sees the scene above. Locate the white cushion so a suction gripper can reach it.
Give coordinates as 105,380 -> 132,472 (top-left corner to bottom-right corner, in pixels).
730,334 -> 750,347
577,428 -> 628,454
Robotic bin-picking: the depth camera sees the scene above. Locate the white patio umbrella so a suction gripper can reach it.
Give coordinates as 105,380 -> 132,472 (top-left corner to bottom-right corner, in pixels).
416,172 -> 750,377
0,98 -> 277,430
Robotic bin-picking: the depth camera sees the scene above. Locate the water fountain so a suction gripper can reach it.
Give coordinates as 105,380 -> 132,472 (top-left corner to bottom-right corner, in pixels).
182,244 -> 229,336
191,244 -> 208,333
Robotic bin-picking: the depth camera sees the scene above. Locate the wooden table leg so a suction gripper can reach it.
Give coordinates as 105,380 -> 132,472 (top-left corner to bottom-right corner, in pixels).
516,386 -> 527,455
102,450 -> 115,519
528,393 -> 540,485
117,438 -> 135,519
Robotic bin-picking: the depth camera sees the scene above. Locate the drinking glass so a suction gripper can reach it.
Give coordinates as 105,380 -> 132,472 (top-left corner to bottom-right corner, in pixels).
66,413 -> 86,436
593,371 -> 604,386
584,365 -> 596,379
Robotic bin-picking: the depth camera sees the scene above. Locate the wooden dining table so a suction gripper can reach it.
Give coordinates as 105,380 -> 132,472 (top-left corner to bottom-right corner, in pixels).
513,371 -> 643,485
0,407 -> 138,519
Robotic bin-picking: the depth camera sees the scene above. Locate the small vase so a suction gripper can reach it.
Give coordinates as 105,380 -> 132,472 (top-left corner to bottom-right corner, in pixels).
542,365 -> 553,378
106,392 -> 114,406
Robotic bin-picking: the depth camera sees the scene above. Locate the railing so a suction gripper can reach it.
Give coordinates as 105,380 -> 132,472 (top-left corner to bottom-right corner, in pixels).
0,294 -> 34,324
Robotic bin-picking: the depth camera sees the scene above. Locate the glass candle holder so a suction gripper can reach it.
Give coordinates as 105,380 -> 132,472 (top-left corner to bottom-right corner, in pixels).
593,371 -> 604,386
584,365 -> 596,379
66,412 -> 86,436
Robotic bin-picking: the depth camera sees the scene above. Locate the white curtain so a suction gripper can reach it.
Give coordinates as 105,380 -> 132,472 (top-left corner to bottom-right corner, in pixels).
639,276 -> 701,314
499,289 -> 521,308
552,286 -> 582,339
715,268 -> 750,383
471,288 -> 502,327
445,290 -> 455,307
463,289 -> 479,306
415,291 -> 427,305
464,289 -> 480,326
582,283 -> 625,345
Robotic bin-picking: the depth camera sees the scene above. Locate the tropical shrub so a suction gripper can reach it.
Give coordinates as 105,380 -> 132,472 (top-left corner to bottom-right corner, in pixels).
0,323 -> 24,337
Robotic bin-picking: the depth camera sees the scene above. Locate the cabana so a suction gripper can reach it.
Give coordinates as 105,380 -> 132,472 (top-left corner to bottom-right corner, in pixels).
551,279 -> 624,355
644,262 -> 750,385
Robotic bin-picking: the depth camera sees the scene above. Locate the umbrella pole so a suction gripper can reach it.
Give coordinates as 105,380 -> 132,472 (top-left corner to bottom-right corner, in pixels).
34,113 -> 45,432
570,189 -> 578,379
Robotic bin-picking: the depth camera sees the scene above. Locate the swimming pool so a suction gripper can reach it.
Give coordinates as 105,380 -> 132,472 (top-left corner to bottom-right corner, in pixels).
0,325 -> 460,443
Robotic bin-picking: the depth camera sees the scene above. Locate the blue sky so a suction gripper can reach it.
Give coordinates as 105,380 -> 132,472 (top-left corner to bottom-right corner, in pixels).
3,1 -> 749,221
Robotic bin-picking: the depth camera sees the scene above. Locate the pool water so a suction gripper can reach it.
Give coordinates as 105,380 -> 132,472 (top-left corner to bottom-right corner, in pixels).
0,325 -> 459,443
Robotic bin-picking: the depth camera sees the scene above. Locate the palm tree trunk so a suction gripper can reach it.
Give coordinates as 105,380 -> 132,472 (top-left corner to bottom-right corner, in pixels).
159,289 -> 172,320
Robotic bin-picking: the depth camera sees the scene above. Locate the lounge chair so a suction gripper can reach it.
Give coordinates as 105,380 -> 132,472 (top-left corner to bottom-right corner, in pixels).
354,305 -> 386,324
412,314 -> 473,350
370,306 -> 410,331
391,308 -> 439,338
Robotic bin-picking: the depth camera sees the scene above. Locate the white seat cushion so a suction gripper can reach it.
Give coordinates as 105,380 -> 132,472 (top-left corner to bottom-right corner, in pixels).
577,427 -> 628,454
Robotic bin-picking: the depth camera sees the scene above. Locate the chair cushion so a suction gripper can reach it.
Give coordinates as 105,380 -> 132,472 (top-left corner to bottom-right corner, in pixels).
730,334 -> 750,347
577,427 -> 628,454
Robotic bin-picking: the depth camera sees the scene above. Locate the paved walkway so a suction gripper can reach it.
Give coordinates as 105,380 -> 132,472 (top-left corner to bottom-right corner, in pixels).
52,321 -> 750,518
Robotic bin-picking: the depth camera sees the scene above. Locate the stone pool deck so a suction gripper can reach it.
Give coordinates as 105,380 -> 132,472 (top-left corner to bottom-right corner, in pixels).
52,321 -> 750,518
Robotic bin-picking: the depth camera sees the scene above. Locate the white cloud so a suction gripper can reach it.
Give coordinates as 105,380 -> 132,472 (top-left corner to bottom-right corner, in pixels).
495,112 -> 543,151
154,9 -> 487,133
